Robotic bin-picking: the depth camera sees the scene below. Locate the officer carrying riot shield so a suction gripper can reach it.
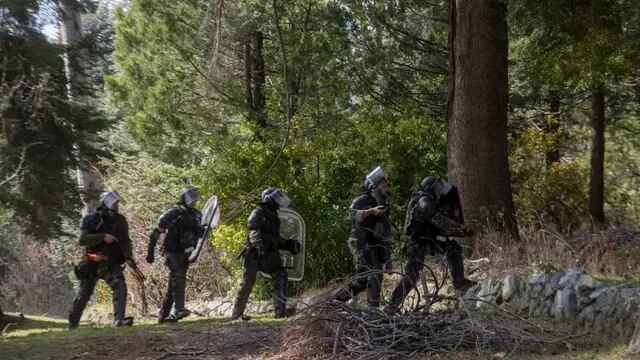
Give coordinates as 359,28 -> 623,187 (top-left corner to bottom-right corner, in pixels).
231,188 -> 301,320
146,187 -> 205,323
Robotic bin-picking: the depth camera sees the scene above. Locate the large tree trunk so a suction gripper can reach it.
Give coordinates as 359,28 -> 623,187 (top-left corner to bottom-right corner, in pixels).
544,91 -> 561,166
58,1 -> 103,216
447,0 -> 518,239
589,84 -> 606,224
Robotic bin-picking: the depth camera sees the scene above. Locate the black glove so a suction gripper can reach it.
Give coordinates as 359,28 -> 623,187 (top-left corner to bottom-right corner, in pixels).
147,229 -> 160,264
146,249 -> 155,264
290,239 -> 301,255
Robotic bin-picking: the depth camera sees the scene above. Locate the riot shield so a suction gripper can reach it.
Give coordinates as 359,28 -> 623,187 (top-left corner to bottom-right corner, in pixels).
260,208 -> 306,281
188,195 -> 221,263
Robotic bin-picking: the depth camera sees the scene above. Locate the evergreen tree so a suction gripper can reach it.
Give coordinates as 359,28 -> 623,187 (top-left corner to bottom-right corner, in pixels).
0,0 -> 109,238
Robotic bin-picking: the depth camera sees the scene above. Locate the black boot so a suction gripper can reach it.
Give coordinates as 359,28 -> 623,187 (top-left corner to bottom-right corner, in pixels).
175,309 -> 191,320
114,317 -> 134,327
446,242 -> 475,291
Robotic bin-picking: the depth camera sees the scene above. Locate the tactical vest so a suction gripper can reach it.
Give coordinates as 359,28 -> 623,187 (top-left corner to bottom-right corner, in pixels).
163,207 -> 201,252
247,205 -> 281,251
405,193 -> 441,240
350,192 -> 390,244
84,212 -> 129,265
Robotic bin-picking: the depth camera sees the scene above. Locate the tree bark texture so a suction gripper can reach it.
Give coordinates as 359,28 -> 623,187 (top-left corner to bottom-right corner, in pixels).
244,30 -> 266,127
447,0 -> 518,239
58,1 -> 103,216
589,84 -> 605,224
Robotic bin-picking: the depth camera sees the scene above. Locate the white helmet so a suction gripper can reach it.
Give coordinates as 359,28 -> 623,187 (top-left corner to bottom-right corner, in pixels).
99,190 -> 121,209
365,166 -> 387,190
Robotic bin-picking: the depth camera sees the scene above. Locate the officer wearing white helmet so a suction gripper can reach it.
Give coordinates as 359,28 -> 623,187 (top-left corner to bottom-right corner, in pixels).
334,166 -> 394,308
147,187 -> 204,323
69,190 -> 136,328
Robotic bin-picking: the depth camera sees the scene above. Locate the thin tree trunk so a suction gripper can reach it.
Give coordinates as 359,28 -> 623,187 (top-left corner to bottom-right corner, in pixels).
589,84 -> 605,224
544,91 -> 561,166
58,1 -> 103,216
251,31 -> 266,127
244,39 -> 253,115
447,0 -> 518,240
244,31 -> 266,128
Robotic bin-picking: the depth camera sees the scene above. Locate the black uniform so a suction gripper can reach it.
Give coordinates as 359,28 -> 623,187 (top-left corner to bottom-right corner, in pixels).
148,204 -> 202,320
389,187 -> 472,309
334,191 -> 392,308
69,210 -> 133,328
232,202 -> 292,318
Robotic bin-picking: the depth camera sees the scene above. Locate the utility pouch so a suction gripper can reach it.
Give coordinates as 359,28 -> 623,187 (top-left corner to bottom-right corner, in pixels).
74,261 -> 95,280
259,250 -> 282,271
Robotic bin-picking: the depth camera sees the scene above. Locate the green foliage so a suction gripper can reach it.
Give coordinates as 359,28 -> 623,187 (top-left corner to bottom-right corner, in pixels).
0,0 -> 110,239
509,0 -> 638,92
105,0 -> 449,296
511,128 -> 589,231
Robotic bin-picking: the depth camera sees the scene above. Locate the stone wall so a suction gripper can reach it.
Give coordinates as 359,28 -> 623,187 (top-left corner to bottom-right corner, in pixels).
187,267 -> 639,351
461,267 -> 640,341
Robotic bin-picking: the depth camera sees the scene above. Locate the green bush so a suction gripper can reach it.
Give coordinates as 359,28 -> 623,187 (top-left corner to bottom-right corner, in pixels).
511,128 -> 588,232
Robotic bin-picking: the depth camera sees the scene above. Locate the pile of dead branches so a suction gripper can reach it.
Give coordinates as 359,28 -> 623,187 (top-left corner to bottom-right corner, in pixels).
294,298 -> 584,359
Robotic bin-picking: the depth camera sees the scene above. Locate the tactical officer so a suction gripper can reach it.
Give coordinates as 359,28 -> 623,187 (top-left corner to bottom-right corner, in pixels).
147,187 -> 204,323
334,166 -> 393,308
231,188 -> 300,320
69,190 -> 136,328
388,176 -> 475,310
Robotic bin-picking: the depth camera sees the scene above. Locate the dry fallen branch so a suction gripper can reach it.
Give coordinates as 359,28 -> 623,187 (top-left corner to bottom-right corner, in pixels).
292,298 -> 586,360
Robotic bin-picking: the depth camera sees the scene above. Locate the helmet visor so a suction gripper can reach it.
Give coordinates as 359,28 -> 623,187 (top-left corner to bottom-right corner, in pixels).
271,189 -> 291,208
433,178 -> 453,198
100,191 -> 121,209
366,166 -> 387,188
182,188 -> 201,205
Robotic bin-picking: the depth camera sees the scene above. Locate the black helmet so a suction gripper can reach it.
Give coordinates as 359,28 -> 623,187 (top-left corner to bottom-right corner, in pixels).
180,187 -> 201,206
418,176 -> 453,199
260,188 -> 290,208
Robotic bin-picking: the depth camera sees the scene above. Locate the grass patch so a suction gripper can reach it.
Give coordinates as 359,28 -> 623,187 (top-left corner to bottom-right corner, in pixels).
594,275 -> 640,288
1,311 -> 636,360
0,312 -> 292,360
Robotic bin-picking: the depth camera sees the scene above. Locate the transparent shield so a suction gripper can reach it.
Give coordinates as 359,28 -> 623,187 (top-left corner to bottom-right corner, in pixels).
260,208 -> 306,281
188,195 -> 221,263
